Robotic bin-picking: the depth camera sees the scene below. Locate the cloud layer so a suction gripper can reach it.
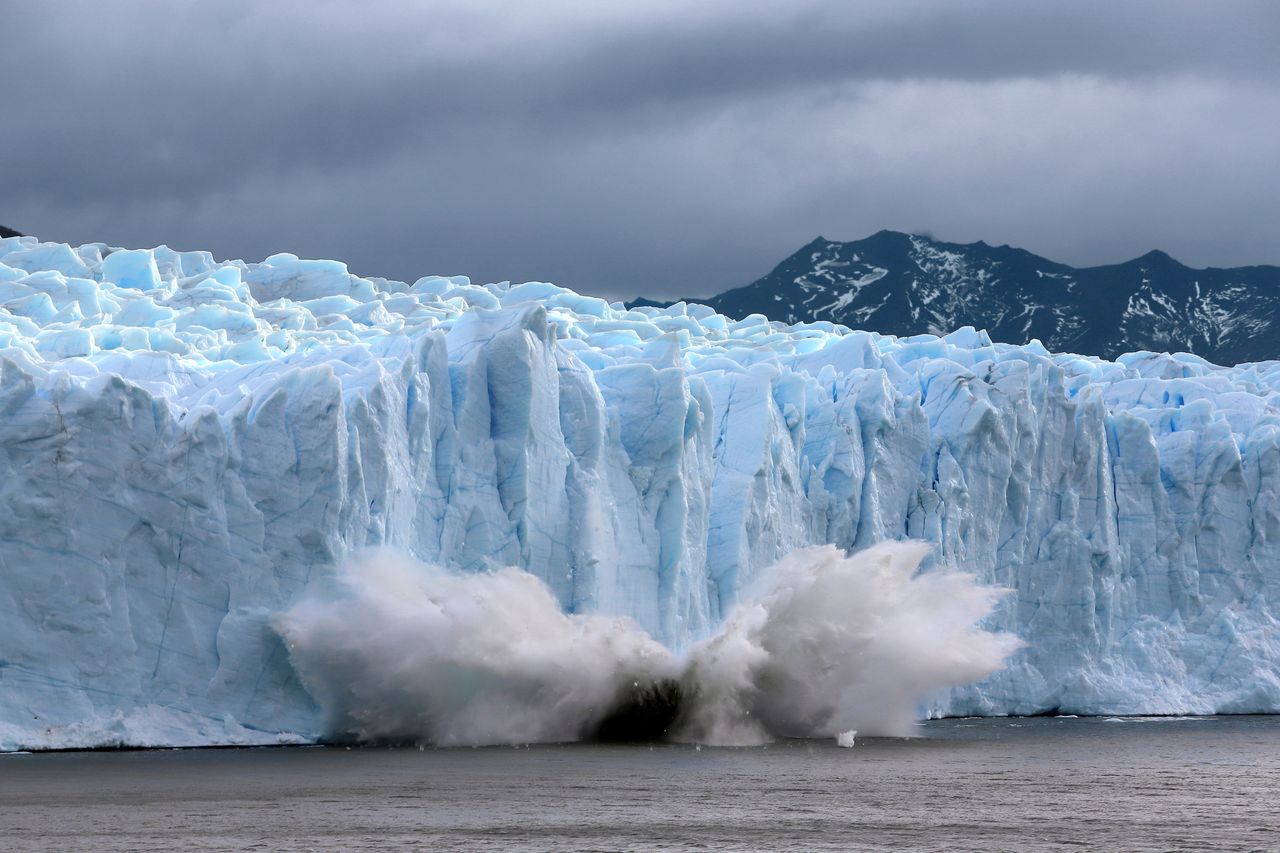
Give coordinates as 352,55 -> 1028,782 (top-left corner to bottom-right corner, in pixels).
6,1 -> 1278,298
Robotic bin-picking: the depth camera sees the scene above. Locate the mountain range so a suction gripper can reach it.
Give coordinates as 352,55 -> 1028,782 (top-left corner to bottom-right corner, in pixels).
635,231 -> 1280,365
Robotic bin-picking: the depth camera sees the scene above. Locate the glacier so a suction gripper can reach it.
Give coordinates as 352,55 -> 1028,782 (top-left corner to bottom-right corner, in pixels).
0,234 -> 1277,751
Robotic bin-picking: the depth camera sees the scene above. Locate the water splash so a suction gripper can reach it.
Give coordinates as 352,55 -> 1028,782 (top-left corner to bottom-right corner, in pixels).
277,542 -> 1019,746
277,551 -> 675,746
676,542 -> 1021,743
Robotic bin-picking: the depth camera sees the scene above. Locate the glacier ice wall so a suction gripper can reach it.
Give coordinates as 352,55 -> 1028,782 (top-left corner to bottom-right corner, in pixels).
0,234 -> 1278,749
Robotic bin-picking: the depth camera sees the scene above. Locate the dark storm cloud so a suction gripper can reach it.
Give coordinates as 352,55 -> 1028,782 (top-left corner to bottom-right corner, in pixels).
4,1 -> 1279,298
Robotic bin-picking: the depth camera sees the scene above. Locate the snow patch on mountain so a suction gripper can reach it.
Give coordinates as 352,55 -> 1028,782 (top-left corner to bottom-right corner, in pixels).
685,232 -> 1280,364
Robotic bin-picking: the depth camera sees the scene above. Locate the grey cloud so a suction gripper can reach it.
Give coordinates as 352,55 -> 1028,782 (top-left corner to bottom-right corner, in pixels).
3,1 -> 1279,299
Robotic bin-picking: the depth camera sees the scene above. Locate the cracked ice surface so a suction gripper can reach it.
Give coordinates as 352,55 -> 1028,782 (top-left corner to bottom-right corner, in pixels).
1,235 -> 1278,750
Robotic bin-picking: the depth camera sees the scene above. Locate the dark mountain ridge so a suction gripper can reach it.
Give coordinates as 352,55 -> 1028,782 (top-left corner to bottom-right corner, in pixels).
639,231 -> 1280,364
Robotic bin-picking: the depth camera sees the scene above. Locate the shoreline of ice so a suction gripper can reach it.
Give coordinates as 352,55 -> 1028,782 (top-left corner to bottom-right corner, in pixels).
1,235 -> 1277,751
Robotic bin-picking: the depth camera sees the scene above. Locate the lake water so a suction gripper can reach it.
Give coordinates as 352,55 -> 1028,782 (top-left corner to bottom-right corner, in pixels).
3,716 -> 1278,851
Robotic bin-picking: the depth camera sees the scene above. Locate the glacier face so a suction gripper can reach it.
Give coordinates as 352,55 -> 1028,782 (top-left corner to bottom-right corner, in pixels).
0,234 -> 1278,750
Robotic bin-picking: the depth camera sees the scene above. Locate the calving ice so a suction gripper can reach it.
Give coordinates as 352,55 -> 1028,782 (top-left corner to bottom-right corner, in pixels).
0,236 -> 1277,752
280,542 -> 1017,747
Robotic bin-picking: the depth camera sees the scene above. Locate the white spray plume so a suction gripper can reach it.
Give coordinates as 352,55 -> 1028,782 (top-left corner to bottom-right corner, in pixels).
278,542 -> 1019,747
676,542 -> 1022,743
277,551 -> 675,746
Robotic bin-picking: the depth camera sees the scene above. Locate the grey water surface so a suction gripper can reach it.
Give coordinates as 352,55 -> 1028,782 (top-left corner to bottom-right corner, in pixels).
2,716 -> 1278,852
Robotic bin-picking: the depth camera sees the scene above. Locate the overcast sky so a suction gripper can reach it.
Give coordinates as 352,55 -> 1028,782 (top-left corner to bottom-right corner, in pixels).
5,1 -> 1279,299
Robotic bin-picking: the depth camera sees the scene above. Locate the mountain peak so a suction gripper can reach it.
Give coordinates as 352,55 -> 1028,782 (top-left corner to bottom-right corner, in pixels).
1134,248 -> 1179,265
854,229 -> 915,249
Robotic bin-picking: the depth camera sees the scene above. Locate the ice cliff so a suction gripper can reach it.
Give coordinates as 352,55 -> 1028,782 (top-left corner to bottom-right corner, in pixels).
0,235 -> 1277,750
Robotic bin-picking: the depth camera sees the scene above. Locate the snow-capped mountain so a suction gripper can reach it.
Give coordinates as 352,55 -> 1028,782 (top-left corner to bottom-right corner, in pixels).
656,231 -> 1280,364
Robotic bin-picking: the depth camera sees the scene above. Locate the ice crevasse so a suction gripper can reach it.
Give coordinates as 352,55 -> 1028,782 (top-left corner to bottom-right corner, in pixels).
0,235 -> 1277,750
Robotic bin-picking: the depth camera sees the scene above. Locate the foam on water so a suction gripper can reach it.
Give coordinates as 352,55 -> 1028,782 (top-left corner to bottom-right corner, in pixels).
279,542 -> 1018,746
